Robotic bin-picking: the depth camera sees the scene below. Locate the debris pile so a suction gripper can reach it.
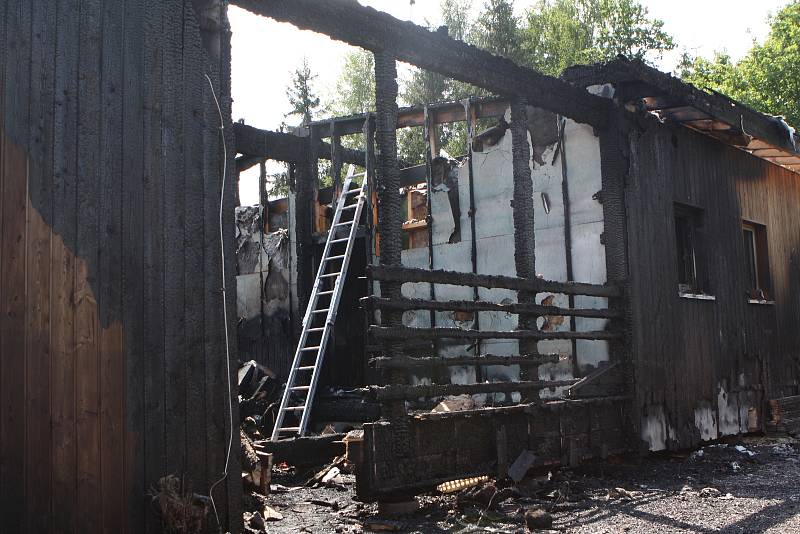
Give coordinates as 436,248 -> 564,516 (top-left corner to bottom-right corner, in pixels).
238,359 -> 280,438
149,475 -> 209,534
237,435 -> 800,533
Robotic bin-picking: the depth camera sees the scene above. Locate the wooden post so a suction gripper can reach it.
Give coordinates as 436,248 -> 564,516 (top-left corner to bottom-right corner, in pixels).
510,99 -> 539,391
259,159 -> 268,231
423,106 -> 439,369
294,133 -> 318,321
363,114 -> 378,383
374,50 -> 410,454
330,119 -> 342,194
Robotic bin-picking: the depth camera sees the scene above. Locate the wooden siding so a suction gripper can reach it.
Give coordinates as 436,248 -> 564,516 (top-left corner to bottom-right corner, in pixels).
0,2 -> 241,533
628,120 -> 800,450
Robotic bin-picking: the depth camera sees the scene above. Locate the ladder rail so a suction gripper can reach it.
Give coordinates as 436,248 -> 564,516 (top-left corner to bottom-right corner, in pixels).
271,166 -> 367,440
298,177 -> 367,434
270,173 -> 354,439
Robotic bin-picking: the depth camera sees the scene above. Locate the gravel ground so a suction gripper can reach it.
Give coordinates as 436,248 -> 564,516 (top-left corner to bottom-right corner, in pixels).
244,436 -> 800,533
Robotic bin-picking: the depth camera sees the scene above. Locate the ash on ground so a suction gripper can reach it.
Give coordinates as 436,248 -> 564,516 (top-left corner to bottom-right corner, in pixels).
242,436 -> 800,533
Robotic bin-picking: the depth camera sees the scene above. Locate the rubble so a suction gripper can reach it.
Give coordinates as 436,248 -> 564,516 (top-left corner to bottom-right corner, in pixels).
508,450 -> 537,482
240,431 -> 800,533
149,475 -> 209,534
263,505 -> 284,521
524,508 -> 553,530
699,487 -> 721,498
431,394 -> 476,413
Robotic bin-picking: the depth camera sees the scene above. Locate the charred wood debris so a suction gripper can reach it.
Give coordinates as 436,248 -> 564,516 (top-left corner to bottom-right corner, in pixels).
233,365 -> 800,534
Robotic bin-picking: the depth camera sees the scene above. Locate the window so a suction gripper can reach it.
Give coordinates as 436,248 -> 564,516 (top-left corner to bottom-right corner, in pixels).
674,203 -> 709,295
742,221 -> 771,300
401,185 -> 428,250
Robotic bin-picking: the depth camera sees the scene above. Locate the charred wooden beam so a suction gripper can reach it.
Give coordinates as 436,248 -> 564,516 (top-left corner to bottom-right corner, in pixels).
372,380 -> 580,401
369,325 -> 621,341
368,265 -> 622,298
362,296 -> 620,319
254,434 -> 345,467
231,0 -> 610,127
310,97 -> 510,138
510,99 -> 538,383
370,353 -> 561,370
373,50 -> 412,451
564,57 -> 797,154
233,123 -> 366,169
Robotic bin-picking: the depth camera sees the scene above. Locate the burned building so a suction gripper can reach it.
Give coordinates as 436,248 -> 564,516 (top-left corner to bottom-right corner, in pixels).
1,0 -> 800,532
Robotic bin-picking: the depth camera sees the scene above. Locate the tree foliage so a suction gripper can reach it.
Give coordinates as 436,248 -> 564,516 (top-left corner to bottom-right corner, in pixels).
678,1 -> 800,129
400,0 -> 476,163
522,0 -> 674,76
285,57 -> 320,125
329,49 -> 376,116
325,0 -> 676,164
472,0 -> 523,61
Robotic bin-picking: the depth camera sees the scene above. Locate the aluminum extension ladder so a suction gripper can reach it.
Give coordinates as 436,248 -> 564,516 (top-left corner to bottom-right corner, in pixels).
271,166 -> 368,440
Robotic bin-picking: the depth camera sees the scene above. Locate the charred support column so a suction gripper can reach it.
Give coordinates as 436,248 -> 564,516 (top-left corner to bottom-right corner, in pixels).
293,132 -> 319,322
423,106 -> 439,370
598,109 -> 636,449
510,100 -> 539,390
259,159 -> 268,222
374,51 -> 410,451
363,114 -> 378,384
330,120 -> 342,193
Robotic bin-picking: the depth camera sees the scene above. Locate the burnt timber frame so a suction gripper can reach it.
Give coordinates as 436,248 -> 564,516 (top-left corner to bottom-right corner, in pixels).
233,123 -> 367,172
229,0 -> 635,499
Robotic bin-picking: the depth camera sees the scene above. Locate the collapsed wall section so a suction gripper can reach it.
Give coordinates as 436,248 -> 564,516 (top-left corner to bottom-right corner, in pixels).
397,106 -> 610,398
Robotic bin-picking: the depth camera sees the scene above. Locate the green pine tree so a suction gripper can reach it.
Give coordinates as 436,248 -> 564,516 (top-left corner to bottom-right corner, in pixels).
286,57 -> 320,125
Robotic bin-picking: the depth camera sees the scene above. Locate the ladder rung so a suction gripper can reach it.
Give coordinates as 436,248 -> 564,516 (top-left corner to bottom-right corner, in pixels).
344,188 -> 361,195
326,255 -> 346,261
278,427 -> 300,432
283,405 -> 306,411
307,327 -> 325,332
320,272 -> 341,278
333,221 -> 352,227
311,309 -> 330,314
297,366 -> 316,371
291,386 -> 310,391
300,347 -> 320,352
330,238 -> 349,244
317,291 -> 334,296
342,204 -> 358,210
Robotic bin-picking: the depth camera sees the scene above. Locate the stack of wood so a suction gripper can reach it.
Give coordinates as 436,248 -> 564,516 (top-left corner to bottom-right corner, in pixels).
767,395 -> 800,435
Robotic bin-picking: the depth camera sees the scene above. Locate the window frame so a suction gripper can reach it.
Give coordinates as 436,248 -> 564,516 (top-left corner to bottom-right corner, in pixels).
674,203 -> 710,297
742,220 -> 771,301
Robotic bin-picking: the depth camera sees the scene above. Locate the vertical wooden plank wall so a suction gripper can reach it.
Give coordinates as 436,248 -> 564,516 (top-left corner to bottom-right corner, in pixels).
0,1 -> 241,532
628,121 -> 800,449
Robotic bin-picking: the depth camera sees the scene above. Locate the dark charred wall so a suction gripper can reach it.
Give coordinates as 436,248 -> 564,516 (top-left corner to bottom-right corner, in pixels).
0,1 -> 241,533
627,119 -> 800,451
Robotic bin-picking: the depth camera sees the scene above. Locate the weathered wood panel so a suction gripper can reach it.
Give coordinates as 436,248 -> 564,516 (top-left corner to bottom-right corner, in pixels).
0,1 -> 241,532
628,119 -> 800,450
51,1 -> 81,531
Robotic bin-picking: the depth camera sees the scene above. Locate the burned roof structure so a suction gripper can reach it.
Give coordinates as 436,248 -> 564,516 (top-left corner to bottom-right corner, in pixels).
563,57 -> 800,172
2,1 -> 800,532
